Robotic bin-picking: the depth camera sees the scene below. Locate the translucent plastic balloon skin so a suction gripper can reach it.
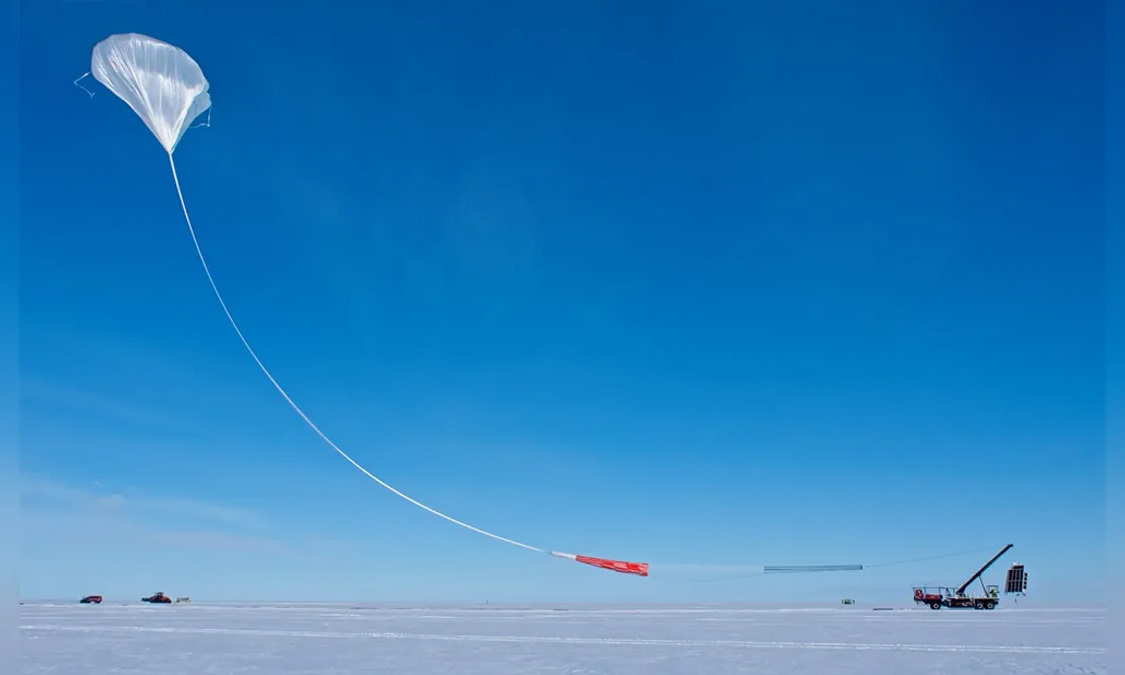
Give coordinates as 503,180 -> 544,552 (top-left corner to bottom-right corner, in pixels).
91,33 -> 211,154
84,33 -> 655,579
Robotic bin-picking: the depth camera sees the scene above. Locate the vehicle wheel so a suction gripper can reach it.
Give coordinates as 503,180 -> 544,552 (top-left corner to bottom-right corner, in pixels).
930,602 -> 941,610
974,601 -> 984,610
985,601 -> 995,610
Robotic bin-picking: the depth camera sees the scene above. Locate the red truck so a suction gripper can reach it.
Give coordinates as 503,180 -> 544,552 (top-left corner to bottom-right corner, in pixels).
142,592 -> 172,604
912,586 -> 998,610
911,544 -> 1016,610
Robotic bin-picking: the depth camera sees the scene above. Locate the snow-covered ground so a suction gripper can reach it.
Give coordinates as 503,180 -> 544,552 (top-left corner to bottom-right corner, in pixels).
19,601 -> 1106,674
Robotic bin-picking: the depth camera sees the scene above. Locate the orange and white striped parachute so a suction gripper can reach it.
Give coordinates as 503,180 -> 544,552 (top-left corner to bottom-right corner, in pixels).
551,552 -> 650,577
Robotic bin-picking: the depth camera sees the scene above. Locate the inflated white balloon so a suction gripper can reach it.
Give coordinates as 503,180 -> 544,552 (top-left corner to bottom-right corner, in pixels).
89,33 -> 211,154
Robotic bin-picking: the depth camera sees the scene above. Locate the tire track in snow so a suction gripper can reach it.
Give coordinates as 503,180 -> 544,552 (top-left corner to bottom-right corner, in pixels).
19,624 -> 1104,655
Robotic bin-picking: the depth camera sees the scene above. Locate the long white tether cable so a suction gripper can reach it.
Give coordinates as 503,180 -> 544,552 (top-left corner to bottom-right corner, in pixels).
167,153 -> 546,555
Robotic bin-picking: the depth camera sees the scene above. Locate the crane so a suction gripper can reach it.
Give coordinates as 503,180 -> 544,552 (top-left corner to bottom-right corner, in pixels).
912,544 -> 1019,610
955,543 -> 1014,598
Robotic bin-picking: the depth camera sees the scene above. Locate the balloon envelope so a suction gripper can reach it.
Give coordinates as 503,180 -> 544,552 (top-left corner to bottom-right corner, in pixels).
90,33 -> 211,153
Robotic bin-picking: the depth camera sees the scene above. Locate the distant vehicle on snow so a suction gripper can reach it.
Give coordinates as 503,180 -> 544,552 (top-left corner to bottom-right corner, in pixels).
79,595 -> 102,604
142,592 -> 172,604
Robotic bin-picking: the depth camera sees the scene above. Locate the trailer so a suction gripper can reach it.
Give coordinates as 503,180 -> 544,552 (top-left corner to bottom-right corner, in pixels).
912,544 -> 1020,610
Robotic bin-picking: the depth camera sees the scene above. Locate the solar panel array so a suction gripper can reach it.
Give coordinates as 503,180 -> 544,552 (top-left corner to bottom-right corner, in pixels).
1004,563 -> 1027,594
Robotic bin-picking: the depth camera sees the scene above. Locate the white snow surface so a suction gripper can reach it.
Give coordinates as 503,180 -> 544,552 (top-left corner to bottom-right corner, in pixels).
20,601 -> 1106,674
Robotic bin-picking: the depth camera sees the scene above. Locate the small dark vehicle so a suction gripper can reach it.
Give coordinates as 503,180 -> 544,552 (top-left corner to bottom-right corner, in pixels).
142,592 -> 172,604
79,595 -> 103,604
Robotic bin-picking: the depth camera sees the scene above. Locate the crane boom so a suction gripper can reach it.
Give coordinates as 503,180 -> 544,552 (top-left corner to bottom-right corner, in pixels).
955,544 -> 1013,596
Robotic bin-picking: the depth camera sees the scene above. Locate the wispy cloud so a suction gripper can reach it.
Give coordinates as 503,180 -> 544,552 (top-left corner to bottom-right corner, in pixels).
125,496 -> 267,529
21,474 -> 262,520
19,474 -> 287,554
20,379 -> 213,442
138,530 -> 292,554
22,380 -> 173,426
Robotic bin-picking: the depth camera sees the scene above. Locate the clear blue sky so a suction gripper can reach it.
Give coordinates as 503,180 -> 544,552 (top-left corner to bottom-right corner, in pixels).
18,1 -> 1105,604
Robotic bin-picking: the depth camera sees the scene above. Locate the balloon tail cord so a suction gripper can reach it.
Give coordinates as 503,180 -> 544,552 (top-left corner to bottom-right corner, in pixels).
189,107 -> 212,130
164,152 -> 546,555
73,72 -> 95,98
